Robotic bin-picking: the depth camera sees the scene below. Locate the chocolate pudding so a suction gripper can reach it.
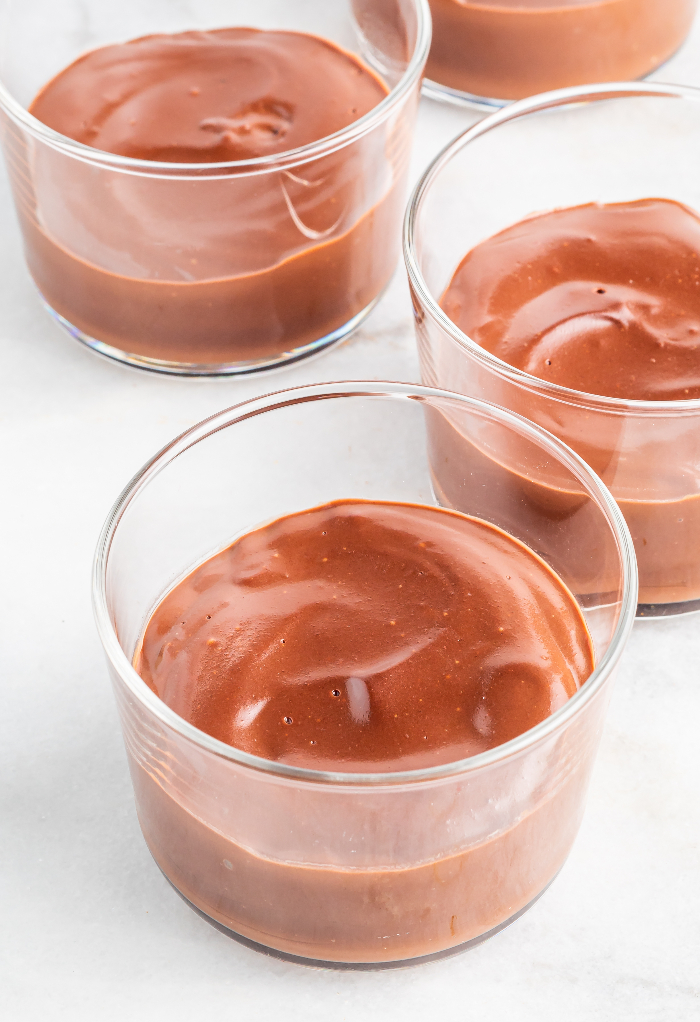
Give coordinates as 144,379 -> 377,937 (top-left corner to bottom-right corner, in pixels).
437,199 -> 700,605
137,499 -> 593,769
426,0 -> 697,101
15,29 -> 396,366
442,200 -> 700,402
132,499 -> 594,959
131,756 -> 592,960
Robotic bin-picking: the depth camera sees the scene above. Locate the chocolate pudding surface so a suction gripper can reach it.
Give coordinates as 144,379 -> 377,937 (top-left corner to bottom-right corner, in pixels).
426,0 -> 696,100
441,199 -> 700,401
29,28 -> 386,162
17,29 -> 396,365
136,499 -> 594,772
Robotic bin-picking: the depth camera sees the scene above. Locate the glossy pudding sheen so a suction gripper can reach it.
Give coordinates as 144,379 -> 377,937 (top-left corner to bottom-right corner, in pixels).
426,0 -> 697,100
137,500 -> 593,771
30,29 -> 384,162
131,500 -> 595,959
442,200 -> 700,402
439,198 -> 700,605
21,29 -> 393,365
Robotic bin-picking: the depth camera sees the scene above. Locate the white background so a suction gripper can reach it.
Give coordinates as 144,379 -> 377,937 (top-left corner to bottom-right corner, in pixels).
2,18 -> 700,1022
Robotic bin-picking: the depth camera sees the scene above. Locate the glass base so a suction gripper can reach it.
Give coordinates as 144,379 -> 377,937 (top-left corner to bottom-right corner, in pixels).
40,293 -> 381,377
421,77 -> 509,112
160,868 -> 556,970
421,50 -> 683,112
637,597 -> 700,619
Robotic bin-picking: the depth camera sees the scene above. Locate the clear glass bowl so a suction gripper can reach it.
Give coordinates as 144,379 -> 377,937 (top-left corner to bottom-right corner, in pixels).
405,83 -> 700,616
422,0 -> 697,110
93,381 -> 636,967
0,0 -> 430,375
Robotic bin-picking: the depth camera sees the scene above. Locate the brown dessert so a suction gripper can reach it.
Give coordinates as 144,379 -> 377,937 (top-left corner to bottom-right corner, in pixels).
428,412 -> 700,609
426,0 -> 697,101
136,499 -> 593,770
132,499 -> 594,959
30,30 -> 385,162
438,198 -> 700,605
16,29 -> 394,365
442,200 -> 700,402
131,756 -> 592,961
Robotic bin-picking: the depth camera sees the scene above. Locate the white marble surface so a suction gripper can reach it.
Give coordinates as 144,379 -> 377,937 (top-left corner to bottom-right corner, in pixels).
2,21 -> 700,1021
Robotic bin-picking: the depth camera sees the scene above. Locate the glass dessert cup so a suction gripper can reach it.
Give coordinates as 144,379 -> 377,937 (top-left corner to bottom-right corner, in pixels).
422,0 -> 697,110
93,381 -> 636,968
0,0 -> 430,376
405,83 -> 700,616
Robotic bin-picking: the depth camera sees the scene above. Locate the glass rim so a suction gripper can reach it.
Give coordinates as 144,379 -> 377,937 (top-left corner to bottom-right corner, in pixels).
92,381 -> 638,787
0,0 -> 431,179
404,80 -> 700,416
